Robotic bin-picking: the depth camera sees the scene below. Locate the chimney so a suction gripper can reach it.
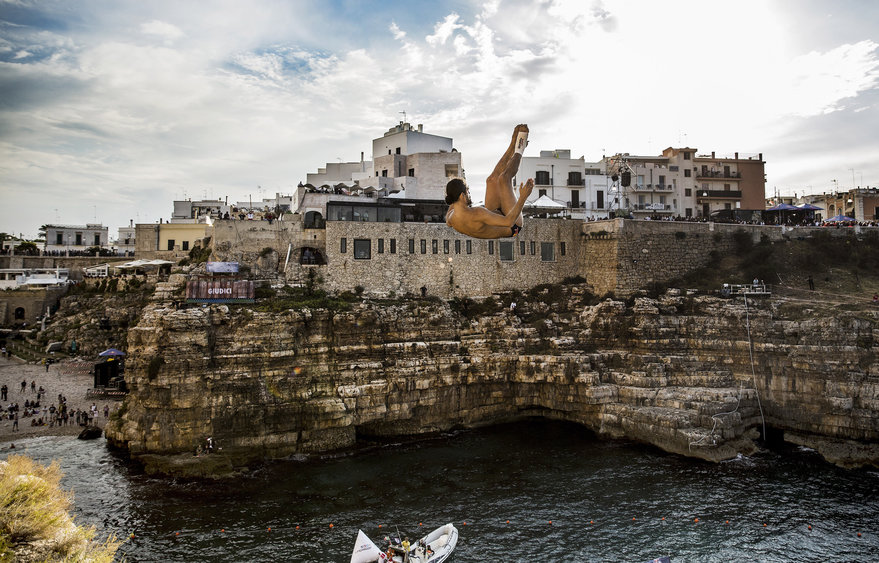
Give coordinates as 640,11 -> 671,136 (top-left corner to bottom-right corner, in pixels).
759,153 -> 763,161
418,124 -> 423,132
711,151 -> 715,158
734,152 -> 738,159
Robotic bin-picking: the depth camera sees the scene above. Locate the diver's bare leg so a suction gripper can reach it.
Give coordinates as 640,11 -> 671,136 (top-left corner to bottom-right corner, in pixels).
485,124 -> 528,212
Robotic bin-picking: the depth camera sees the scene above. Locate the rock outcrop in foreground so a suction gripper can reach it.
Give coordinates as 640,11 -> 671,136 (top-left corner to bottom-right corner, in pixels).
106,282 -> 879,475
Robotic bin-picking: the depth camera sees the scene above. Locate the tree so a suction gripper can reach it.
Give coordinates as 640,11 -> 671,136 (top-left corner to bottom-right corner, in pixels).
15,241 -> 39,255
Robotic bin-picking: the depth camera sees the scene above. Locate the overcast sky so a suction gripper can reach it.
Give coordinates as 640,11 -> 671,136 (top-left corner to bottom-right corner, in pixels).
1,0 -> 877,239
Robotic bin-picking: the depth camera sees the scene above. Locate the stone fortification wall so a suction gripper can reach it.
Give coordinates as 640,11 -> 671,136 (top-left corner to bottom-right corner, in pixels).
207,216 -> 877,299
105,282 -> 879,475
323,218 -> 582,298
210,218 -> 327,285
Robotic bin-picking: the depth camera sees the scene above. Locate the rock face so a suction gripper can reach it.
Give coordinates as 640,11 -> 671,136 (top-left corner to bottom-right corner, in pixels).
105,285 -> 879,473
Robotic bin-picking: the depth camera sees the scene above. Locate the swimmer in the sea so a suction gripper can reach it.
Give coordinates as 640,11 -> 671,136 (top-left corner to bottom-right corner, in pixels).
444,124 -> 534,239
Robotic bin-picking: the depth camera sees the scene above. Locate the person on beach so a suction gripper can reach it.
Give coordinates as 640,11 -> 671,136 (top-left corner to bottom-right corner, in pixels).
444,124 -> 534,239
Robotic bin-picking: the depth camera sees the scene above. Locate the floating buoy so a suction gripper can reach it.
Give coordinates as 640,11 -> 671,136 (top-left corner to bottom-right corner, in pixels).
694,518 -> 699,523
549,521 -> 553,525
175,532 -> 180,536
808,525 -> 812,531
463,522 -> 467,526
378,525 -> 382,528
661,517 -> 665,521
506,520 -> 510,524
725,520 -> 729,525
590,520 -> 594,524
419,522 -> 423,527
130,533 -> 135,539
267,527 -> 271,532
295,525 -> 300,530
329,523 -> 334,529
763,523 -> 767,528
858,532 -> 862,538
632,517 -> 636,521
221,529 -> 225,533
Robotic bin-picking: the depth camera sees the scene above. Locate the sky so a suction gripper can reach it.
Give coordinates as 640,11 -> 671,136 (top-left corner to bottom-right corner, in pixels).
1,0 -> 878,240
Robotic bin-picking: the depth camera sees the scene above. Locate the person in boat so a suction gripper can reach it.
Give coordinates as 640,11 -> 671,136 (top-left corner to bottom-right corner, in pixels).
445,124 -> 534,239
401,537 -> 411,563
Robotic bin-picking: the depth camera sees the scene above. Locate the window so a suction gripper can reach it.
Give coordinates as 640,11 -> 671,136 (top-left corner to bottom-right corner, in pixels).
684,169 -> 691,177
499,241 -> 514,261
466,240 -> 472,254
538,189 -> 547,198
658,175 -> 666,187
395,147 -> 401,154
75,233 -> 82,245
455,240 -> 461,254
571,190 -> 580,208
354,239 -> 371,259
685,208 -> 692,217
182,241 -> 189,251
390,239 -> 396,254
381,170 -> 388,177
685,188 -> 692,197
408,168 -> 415,177
724,183 -> 731,191
596,190 -> 604,209
340,238 -> 347,253
408,239 -> 415,253
568,171 -> 582,186
56,233 -> 63,245
520,241 -> 526,255
94,233 -> 101,246
560,242 -> 566,256
378,239 -> 384,253
724,203 -> 732,210
530,241 -> 536,255
420,240 -> 427,254
443,240 -> 449,254
535,170 -> 550,185
540,242 -> 555,262
488,240 -> 494,255
683,152 -> 691,160
167,239 -> 175,251
432,240 -> 438,254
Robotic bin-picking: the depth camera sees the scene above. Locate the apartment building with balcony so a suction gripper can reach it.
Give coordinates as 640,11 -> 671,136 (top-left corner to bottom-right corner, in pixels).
517,150 -> 610,218
43,224 -> 108,254
604,148 -> 765,218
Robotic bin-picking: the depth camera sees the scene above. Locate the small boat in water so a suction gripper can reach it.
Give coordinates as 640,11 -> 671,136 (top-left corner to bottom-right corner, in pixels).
350,523 -> 458,563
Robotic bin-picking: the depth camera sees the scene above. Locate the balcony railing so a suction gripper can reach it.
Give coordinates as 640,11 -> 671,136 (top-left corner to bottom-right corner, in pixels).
696,171 -> 742,179
633,203 -> 675,212
698,190 -> 742,199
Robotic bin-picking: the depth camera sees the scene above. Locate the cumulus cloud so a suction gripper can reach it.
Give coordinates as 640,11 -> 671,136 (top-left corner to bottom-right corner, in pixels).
0,0 -> 877,238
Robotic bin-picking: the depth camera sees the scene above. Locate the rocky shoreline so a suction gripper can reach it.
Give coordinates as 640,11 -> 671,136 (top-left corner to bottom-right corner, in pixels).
104,280 -> 879,476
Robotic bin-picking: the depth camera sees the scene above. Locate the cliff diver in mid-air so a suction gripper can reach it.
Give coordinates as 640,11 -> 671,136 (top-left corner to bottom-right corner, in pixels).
444,124 -> 534,239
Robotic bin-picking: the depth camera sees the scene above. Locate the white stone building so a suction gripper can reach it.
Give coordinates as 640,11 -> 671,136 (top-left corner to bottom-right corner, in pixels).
517,150 -> 610,219
43,224 -> 108,253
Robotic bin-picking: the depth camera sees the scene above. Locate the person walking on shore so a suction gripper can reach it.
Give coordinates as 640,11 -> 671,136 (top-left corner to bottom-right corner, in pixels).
12,412 -> 18,432
20,379 -> 26,393
1,384 -> 6,401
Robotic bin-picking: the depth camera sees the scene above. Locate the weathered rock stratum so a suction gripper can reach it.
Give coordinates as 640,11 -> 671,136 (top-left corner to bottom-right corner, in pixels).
105,282 -> 879,474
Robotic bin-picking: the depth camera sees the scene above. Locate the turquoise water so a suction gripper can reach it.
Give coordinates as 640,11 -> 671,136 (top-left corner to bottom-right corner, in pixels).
4,420 -> 878,562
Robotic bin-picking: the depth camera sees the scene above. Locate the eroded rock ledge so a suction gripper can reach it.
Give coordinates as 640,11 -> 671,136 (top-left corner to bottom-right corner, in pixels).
105,285 -> 879,475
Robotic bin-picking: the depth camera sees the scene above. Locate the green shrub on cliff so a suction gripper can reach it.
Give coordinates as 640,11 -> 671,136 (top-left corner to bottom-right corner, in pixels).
0,455 -> 121,562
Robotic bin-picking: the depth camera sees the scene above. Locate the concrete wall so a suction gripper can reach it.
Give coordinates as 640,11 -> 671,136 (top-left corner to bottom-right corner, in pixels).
0,287 -> 67,327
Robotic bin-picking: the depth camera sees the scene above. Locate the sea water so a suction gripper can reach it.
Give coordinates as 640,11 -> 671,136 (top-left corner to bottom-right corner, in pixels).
4,420 -> 878,562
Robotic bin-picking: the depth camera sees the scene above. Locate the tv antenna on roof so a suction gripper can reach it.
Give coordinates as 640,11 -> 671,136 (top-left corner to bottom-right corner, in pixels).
399,111 -> 407,123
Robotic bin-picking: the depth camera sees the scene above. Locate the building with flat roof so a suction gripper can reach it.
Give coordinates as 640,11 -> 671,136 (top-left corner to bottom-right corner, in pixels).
43,224 -> 108,254
517,149 -> 610,219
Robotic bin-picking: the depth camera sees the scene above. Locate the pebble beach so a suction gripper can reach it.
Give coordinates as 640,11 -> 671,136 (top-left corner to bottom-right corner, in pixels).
0,355 -> 120,444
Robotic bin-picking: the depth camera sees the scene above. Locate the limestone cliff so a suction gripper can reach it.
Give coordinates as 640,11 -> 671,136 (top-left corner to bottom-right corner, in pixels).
105,281 -> 879,474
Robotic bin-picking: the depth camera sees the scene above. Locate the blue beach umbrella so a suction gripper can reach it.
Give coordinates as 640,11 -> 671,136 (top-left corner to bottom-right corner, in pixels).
825,214 -> 855,222
98,348 -> 126,357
